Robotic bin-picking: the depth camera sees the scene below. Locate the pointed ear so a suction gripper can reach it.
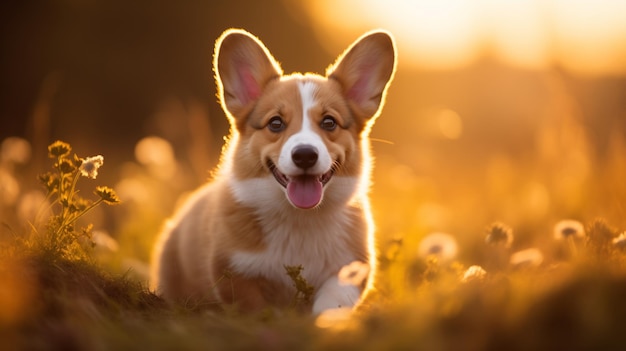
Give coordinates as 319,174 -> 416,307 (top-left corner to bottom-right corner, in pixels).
327,31 -> 396,121
214,29 -> 283,121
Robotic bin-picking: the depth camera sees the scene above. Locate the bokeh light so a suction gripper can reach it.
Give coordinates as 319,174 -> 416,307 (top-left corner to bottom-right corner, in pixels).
0,1 -> 625,347
303,0 -> 626,75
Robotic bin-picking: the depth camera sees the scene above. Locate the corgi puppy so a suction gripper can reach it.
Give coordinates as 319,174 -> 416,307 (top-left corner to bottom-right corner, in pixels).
151,29 -> 396,314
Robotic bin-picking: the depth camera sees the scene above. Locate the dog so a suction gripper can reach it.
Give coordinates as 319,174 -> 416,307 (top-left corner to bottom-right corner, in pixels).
151,28 -> 396,314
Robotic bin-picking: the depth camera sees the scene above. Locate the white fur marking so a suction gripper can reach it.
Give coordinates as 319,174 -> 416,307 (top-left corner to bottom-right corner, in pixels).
277,81 -> 332,176
229,206 -> 356,290
299,81 -> 317,133
229,176 -> 285,208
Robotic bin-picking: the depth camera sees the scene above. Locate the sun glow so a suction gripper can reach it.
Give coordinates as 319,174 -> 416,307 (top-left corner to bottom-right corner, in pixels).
303,0 -> 626,75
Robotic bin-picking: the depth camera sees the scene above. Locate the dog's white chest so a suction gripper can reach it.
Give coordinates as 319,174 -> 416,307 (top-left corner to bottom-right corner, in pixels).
229,213 -> 355,289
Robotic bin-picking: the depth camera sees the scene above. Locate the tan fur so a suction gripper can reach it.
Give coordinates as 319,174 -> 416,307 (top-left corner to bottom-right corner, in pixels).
151,29 -> 396,313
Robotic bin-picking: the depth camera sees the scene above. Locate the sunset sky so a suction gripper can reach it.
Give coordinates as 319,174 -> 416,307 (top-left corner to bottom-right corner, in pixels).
303,0 -> 626,75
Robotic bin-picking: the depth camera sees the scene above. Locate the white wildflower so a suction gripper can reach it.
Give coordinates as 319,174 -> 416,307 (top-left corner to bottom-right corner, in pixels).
510,248 -> 544,269
461,265 -> 487,283
315,307 -> 354,330
79,155 -> 104,179
418,232 -> 458,262
613,232 -> 626,250
553,219 -> 585,240
338,261 -> 370,287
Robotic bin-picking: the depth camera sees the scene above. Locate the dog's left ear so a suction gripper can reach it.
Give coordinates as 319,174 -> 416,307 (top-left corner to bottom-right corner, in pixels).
214,29 -> 283,124
327,31 -> 396,122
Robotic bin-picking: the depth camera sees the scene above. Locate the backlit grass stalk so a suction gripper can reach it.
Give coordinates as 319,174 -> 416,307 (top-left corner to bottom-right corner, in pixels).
33,141 -> 120,261
285,265 -> 315,309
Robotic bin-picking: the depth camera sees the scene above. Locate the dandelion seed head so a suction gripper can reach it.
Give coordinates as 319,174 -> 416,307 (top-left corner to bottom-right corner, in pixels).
485,222 -> 514,248
79,155 -> 104,179
510,248 -> 544,269
418,232 -> 458,262
553,219 -> 585,240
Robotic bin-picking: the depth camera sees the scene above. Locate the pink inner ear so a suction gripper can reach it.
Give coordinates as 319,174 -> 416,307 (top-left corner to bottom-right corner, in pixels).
238,65 -> 261,105
347,74 -> 370,104
346,62 -> 376,104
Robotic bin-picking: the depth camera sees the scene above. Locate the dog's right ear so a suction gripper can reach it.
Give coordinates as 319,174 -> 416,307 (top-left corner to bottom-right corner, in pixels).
214,29 -> 283,124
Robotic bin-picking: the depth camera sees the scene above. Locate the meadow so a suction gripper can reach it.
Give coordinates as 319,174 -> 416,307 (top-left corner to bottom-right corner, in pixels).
2,2 -> 626,350
1,120 -> 626,350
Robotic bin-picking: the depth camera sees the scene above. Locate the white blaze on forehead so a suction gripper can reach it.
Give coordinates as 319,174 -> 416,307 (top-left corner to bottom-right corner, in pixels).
277,80 -> 332,176
299,81 -> 317,132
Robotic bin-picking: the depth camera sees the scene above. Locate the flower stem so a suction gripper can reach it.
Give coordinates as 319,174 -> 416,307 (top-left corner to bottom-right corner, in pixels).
62,199 -> 104,230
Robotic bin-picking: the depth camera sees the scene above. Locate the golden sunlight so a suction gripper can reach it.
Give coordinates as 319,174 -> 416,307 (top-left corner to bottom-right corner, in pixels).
308,0 -> 481,69
304,0 -> 626,75
437,108 -> 463,140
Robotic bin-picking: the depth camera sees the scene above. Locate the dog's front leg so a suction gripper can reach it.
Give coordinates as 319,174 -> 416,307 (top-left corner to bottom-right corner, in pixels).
312,276 -> 362,315
214,273 -> 273,312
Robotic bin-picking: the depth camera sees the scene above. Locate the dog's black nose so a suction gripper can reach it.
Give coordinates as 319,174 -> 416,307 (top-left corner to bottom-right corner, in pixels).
292,145 -> 318,170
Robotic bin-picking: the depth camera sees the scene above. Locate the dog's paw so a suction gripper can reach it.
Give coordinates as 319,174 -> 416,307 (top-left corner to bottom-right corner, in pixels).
312,276 -> 361,315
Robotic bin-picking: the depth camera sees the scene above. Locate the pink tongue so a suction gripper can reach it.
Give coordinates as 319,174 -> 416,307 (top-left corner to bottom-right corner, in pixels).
287,176 -> 323,209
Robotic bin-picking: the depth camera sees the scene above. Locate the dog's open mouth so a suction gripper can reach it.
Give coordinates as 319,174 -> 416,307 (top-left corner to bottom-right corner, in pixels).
268,160 -> 335,209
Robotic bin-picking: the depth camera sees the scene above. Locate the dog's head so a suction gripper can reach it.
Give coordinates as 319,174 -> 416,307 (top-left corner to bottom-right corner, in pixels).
214,29 -> 396,210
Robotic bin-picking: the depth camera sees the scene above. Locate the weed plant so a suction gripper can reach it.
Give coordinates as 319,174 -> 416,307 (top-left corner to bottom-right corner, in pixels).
1,140 -> 626,351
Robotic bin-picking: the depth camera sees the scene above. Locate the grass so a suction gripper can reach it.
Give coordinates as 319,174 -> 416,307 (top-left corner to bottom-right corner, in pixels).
4,243 -> 626,350
2,141 -> 626,351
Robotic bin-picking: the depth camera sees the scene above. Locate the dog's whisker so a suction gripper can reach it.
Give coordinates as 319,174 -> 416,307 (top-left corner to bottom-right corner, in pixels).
369,138 -> 395,145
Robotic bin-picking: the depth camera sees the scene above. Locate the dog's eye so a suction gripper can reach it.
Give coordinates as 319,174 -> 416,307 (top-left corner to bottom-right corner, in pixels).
267,116 -> 286,132
320,116 -> 337,131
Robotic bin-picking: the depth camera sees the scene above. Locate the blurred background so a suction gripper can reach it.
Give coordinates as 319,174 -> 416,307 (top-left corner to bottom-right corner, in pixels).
1,0 -> 625,272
